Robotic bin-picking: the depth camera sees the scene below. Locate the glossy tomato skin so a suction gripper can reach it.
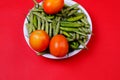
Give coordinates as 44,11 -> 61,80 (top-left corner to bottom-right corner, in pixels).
43,0 -> 64,14
29,30 -> 50,52
49,35 -> 69,57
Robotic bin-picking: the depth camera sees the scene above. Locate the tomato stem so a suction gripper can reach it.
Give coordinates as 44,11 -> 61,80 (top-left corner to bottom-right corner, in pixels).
33,0 -> 38,5
33,0 -> 39,9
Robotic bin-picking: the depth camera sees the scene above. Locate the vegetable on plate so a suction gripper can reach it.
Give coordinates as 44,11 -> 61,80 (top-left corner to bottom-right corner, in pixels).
29,30 -> 50,52
43,0 -> 64,14
49,35 -> 69,57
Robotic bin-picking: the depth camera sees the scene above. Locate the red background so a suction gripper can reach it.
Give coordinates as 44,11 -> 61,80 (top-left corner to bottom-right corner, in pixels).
0,0 -> 120,80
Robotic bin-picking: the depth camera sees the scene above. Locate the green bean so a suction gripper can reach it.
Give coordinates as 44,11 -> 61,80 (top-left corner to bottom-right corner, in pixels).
87,28 -> 92,34
61,4 -> 79,16
68,10 -> 78,16
45,21 -> 49,34
26,22 -> 36,33
67,13 -> 84,21
46,15 -> 55,19
29,12 -> 33,24
33,14 -> 38,29
74,7 -> 79,10
67,37 -> 74,42
26,13 -> 35,33
81,27 -> 87,33
56,17 -> 61,21
26,23 -> 32,34
75,31 -> 87,36
85,24 -> 90,28
76,34 -> 80,40
81,17 -> 91,28
60,30 -> 63,34
80,36 -> 86,40
53,17 -> 61,35
49,23 -> 52,37
66,4 -> 79,11
79,40 -> 87,49
41,20 -> 45,30
78,28 -> 83,32
81,27 -> 91,34
60,26 -> 88,36
60,27 -> 79,32
81,18 -> 88,25
37,17 -> 41,30
74,12 -> 83,16
60,21 -> 70,24
84,27 -> 90,34
41,11 -> 46,16
77,21 -> 83,24
32,25 -> 36,31
55,21 -> 60,35
32,12 -> 52,22
69,33 -> 76,40
60,22 -> 84,27
70,42 -> 80,49
83,37 -> 88,43
52,20 -> 56,36
61,31 -> 71,37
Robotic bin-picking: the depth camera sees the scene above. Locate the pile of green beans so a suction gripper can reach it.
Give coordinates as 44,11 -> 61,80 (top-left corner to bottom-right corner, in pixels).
26,3 -> 91,54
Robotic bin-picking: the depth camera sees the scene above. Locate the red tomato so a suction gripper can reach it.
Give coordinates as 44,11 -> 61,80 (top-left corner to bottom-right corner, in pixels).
43,0 -> 64,14
29,30 -> 50,52
49,35 -> 69,57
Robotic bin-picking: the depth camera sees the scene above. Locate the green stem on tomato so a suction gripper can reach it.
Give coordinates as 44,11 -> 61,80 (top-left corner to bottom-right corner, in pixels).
33,0 -> 39,9
33,0 -> 38,5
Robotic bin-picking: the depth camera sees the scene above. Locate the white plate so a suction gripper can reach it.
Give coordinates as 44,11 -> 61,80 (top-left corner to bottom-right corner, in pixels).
23,0 -> 92,59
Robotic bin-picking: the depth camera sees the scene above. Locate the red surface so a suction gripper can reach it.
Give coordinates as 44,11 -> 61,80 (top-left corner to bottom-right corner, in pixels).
0,0 -> 120,80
